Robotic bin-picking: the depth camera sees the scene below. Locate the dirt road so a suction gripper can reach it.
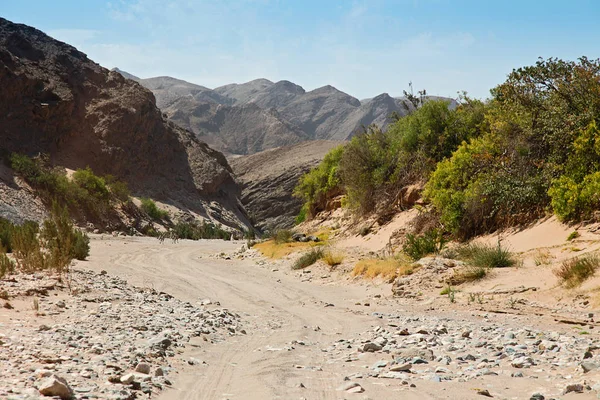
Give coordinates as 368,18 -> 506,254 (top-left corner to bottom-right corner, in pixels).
82,236 -> 597,400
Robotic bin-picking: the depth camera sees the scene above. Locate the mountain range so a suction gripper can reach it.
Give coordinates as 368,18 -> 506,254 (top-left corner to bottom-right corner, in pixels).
113,69 -> 452,155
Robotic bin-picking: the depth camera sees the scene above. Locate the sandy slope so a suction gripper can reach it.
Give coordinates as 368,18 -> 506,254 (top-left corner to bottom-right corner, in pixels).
78,235 -> 598,400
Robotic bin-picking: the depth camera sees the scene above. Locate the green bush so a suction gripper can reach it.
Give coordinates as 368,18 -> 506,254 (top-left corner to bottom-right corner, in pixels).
72,167 -> 109,200
403,229 -> 446,260
72,230 -> 90,260
292,248 -> 324,270
141,198 -> 169,220
294,145 -> 344,218
9,154 -> 131,222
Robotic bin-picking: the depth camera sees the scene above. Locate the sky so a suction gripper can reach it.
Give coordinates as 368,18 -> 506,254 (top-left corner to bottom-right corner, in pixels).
2,0 -> 599,100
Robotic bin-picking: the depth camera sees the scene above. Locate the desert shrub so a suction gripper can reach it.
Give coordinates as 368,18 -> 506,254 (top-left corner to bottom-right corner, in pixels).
554,254 -> 600,287
457,242 -> 515,269
106,179 -> 131,202
294,145 -> 344,218
173,221 -> 230,240
0,253 -> 14,278
72,230 -> 90,260
0,217 -> 14,253
271,229 -> 293,244
295,204 -> 308,225
322,251 -> 344,267
41,203 -> 90,271
292,248 -> 324,270
140,198 -> 169,220
72,167 -> 110,200
9,154 -> 131,222
403,229 -> 446,260
567,231 -> 581,241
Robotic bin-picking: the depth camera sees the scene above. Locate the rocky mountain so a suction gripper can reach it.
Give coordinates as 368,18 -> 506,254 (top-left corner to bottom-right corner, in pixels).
0,18 -> 250,229
116,70 -> 440,155
164,99 -> 308,155
231,140 -> 342,230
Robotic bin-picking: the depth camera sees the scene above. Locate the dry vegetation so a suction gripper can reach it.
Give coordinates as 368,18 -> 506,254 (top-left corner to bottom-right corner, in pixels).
352,257 -> 417,281
554,254 -> 600,288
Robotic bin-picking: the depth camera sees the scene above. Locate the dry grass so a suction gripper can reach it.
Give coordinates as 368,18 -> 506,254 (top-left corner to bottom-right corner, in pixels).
449,265 -> 490,285
322,251 -> 344,267
255,229 -> 330,259
352,257 -> 416,281
554,254 -> 600,288
533,249 -> 554,266
254,240 -> 316,259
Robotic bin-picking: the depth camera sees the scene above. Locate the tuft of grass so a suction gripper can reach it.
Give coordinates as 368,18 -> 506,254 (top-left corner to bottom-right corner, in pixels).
533,249 -> 554,266
554,254 -> 600,288
140,198 -> 169,220
322,251 -> 344,267
272,229 -> 293,244
292,248 -> 324,270
567,231 -> 581,241
449,265 -> 490,285
352,256 -> 416,281
254,240 -> 316,259
403,229 -> 446,261
456,241 -> 515,269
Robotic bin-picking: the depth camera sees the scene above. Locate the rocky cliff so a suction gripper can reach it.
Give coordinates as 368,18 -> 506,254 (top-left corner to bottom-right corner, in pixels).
0,18 -> 249,229
231,140 -> 342,230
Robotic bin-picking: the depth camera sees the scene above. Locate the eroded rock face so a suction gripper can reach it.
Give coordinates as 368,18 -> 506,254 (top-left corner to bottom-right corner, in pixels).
231,140 -> 342,230
0,18 -> 249,228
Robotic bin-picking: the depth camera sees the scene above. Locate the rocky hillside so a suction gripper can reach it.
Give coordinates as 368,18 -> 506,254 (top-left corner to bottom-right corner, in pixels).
165,99 -> 309,155
116,70 -> 452,155
231,140 -> 342,230
0,18 -> 250,229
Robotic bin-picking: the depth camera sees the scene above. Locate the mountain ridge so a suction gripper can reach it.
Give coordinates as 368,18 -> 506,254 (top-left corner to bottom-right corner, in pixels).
114,68 -> 456,155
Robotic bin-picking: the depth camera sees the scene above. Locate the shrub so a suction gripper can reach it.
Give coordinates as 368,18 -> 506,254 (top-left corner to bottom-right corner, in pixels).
294,145 -> 344,218
567,231 -> 581,241
554,254 -> 600,287
108,180 -> 131,202
0,253 -> 14,278
403,229 -> 446,260
72,167 -> 110,200
0,217 -> 14,252
322,251 -> 344,267
72,230 -> 90,260
457,242 -> 515,269
272,229 -> 293,244
141,198 -> 169,220
173,221 -> 231,240
292,248 -> 324,270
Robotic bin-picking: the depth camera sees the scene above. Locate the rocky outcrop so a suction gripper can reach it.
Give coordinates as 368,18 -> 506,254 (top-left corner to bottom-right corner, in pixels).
0,18 -> 250,229
231,140 -> 342,230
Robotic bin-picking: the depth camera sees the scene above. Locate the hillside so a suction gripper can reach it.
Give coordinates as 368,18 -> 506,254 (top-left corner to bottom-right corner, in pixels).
165,99 -> 308,155
231,140 -> 342,230
0,18 -> 250,230
116,70 -> 451,155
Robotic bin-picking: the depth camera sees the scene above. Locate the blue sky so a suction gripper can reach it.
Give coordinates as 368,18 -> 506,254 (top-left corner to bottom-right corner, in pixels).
3,1 -> 599,100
